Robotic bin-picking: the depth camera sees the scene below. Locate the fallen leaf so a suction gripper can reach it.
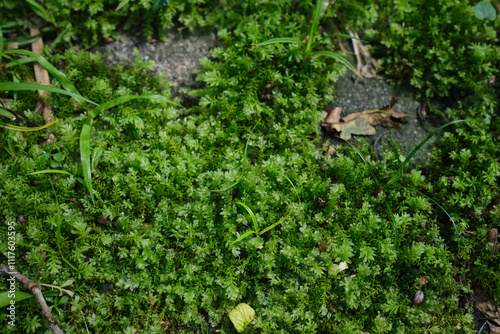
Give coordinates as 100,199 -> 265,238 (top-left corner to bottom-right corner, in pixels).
323,145 -> 336,158
328,261 -> 348,276
325,107 -> 342,123
307,132 -> 317,140
321,103 -> 410,140
418,276 -> 429,287
319,239 -> 328,253
228,303 -> 255,333
472,287 -> 500,331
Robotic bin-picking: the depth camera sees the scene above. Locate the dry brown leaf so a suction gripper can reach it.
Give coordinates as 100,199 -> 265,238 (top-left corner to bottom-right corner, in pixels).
418,276 -> 429,287
326,107 -> 342,124
473,287 -> 500,331
323,145 -> 336,159
321,107 -> 410,140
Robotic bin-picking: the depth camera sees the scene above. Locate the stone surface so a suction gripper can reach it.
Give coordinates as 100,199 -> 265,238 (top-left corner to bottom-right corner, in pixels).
96,28 -> 217,94
324,70 -> 440,167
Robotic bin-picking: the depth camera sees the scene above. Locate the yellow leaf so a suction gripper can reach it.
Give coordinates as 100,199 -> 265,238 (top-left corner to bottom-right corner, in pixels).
228,303 -> 255,332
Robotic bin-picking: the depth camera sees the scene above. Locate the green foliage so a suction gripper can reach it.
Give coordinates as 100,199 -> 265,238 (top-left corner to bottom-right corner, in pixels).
330,0 -> 500,99
0,0 -> 497,332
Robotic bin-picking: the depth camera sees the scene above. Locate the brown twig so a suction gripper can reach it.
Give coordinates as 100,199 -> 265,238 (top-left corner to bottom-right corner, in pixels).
30,27 -> 54,125
0,263 -> 64,334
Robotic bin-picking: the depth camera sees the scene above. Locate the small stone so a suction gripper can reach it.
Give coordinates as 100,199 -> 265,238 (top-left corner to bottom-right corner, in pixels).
413,291 -> 424,304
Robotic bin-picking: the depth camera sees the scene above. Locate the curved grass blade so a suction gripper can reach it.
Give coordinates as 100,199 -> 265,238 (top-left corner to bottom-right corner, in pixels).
6,56 -> 36,68
255,38 -> 302,46
80,118 -> 94,203
235,201 -> 259,233
210,179 -> 241,192
4,50 -> 84,103
0,82 -> 96,105
344,140 -> 379,186
392,185 -> 460,253
1,119 -> 60,131
260,213 -> 290,235
91,147 -> 104,171
88,94 -> 177,119
313,50 -> 362,78
29,169 -> 85,186
0,107 -> 15,120
400,119 -> 472,170
231,230 -> 257,245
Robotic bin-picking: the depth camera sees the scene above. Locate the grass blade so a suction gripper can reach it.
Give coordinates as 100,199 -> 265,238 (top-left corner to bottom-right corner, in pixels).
305,0 -> 323,54
313,51 -> 362,78
88,94 -> 177,119
6,56 -> 37,68
344,140 -> 379,186
80,118 -> 94,203
231,230 -> 257,245
29,169 -> 85,186
0,107 -> 15,120
0,291 -> 34,308
1,119 -> 60,131
91,147 -> 104,171
392,185 -> 460,253
235,201 -> 259,233
260,213 -> 290,235
400,119 -> 472,170
0,26 -> 4,55
255,38 -> 302,46
0,82 -> 96,105
4,50 -> 84,103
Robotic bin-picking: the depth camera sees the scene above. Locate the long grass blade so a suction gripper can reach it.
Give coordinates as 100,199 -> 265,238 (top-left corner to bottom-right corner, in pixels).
0,26 -> 4,55
0,82 -> 96,105
29,169 -> 85,186
344,140 -> 379,186
6,56 -> 37,68
4,50 -> 84,103
88,94 -> 177,119
260,213 -> 290,235
400,119 -> 472,170
231,230 -> 257,244
383,198 -> 398,249
235,201 -> 259,233
1,119 -> 60,131
255,38 -> 302,46
313,50 -> 362,78
0,107 -> 15,120
0,292 -> 34,308
80,118 -> 94,203
305,0 -> 323,54
392,185 -> 460,253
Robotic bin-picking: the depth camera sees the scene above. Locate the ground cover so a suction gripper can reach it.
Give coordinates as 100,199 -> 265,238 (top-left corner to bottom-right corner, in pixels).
0,0 -> 499,333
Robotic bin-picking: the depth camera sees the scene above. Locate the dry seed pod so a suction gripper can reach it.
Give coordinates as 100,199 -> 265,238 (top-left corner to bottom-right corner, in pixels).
413,291 -> 424,305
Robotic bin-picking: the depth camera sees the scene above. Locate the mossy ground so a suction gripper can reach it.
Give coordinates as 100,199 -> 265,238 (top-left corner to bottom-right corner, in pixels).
0,1 -> 499,333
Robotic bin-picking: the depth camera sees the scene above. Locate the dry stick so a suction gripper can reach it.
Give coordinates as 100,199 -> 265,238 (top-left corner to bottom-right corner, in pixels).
0,264 -> 64,334
30,27 -> 54,125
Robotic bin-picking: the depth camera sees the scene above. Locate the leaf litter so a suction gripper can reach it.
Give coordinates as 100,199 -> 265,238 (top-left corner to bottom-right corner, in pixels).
321,97 -> 411,140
